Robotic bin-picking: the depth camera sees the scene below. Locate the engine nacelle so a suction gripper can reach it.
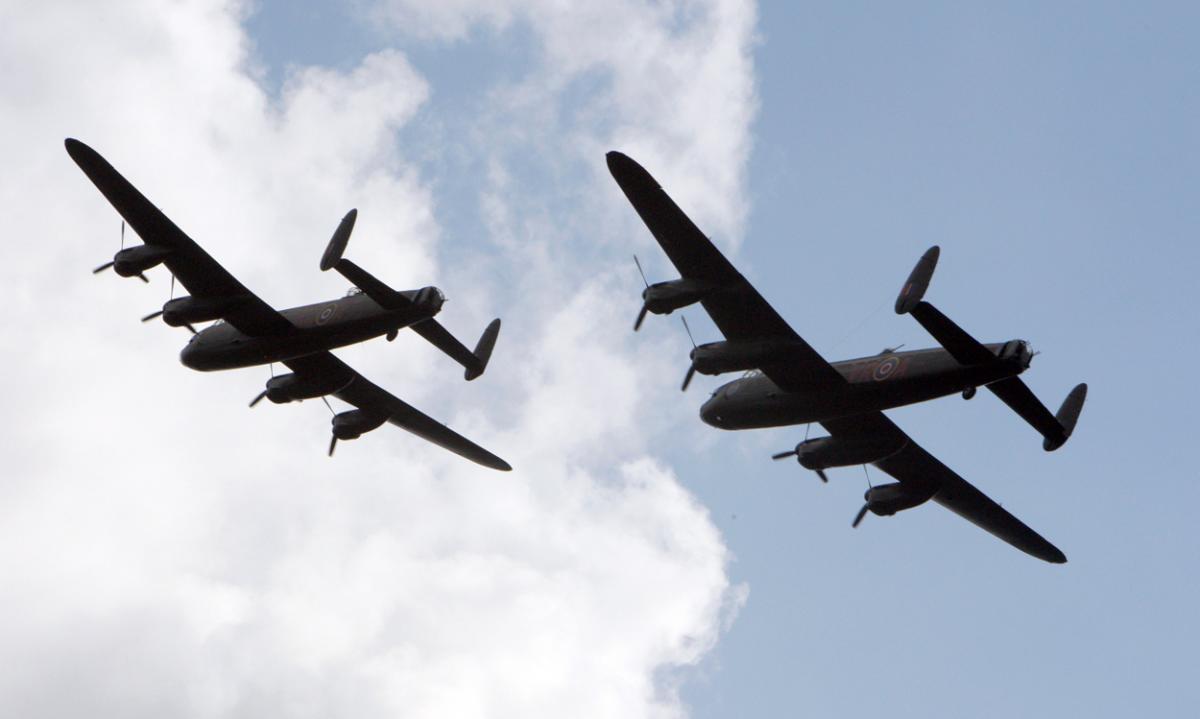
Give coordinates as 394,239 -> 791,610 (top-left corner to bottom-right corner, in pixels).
331,409 -> 386,440
111,245 -> 172,278
643,278 -> 715,315
263,372 -> 355,405
793,436 -> 907,471
691,339 -> 804,376
159,295 -> 249,327
863,482 -> 933,517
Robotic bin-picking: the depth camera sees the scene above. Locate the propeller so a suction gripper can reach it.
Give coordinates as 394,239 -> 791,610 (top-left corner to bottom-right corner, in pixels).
142,274 -> 177,323
680,315 -> 697,391
769,449 -> 829,482
633,255 -> 650,331
323,396 -> 338,456
92,221 -> 124,274
880,343 -> 905,354
93,223 -> 149,281
852,464 -> 875,527
142,307 -> 194,333
251,364 -> 279,408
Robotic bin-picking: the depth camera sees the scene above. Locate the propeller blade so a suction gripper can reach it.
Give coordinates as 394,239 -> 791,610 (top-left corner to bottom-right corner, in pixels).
328,435 -> 338,457
771,450 -> 797,461
141,310 -> 164,322
852,504 -> 869,528
634,304 -> 649,332
136,273 -> 149,283
633,254 -> 650,288
249,390 -> 268,408
815,468 -> 829,483
92,261 -> 114,274
184,324 -> 197,335
681,364 -> 696,392
680,315 -> 697,349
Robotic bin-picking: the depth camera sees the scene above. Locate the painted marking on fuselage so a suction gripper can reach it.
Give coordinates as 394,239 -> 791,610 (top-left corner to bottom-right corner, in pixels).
316,303 -> 338,326
873,355 -> 901,381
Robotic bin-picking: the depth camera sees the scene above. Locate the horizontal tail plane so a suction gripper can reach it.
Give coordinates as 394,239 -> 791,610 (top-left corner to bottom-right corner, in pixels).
896,246 -> 1087,451
319,209 -> 502,380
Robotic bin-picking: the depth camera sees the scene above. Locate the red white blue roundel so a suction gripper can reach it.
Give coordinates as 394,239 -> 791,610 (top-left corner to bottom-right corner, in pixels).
316,303 -> 337,325
873,356 -> 900,381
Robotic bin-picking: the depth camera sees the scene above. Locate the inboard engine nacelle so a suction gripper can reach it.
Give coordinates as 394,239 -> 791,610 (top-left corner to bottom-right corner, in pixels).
791,436 -> 906,471
261,372 -> 355,405
157,295 -> 248,327
251,371 -> 355,407
690,339 -> 803,376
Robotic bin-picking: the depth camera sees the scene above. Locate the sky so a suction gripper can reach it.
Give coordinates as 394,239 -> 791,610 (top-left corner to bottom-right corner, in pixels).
2,1 -> 1198,717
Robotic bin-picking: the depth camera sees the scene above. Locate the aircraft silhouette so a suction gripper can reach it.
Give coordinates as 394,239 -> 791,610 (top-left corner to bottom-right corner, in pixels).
67,138 -> 509,470
609,150 -> 1085,562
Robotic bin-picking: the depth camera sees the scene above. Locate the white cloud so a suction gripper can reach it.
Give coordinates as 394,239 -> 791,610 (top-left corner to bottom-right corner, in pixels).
374,0 -> 758,248
0,0 -> 756,716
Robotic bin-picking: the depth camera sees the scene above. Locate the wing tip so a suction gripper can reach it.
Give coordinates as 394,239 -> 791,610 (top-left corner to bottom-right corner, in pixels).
1030,539 -> 1067,564
483,455 -> 513,472
64,137 -> 92,164
606,150 -> 658,189
605,149 -> 632,174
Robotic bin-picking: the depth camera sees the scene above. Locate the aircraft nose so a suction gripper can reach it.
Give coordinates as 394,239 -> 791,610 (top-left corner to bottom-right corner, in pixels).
700,395 -> 726,428
179,340 -> 199,369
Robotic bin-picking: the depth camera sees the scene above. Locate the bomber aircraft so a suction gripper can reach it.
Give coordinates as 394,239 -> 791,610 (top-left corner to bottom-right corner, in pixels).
608,151 -> 1086,562
67,138 -> 510,471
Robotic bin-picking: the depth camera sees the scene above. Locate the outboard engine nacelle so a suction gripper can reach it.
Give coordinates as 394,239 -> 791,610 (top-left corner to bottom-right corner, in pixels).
327,409 -> 387,456
863,482 -> 931,517
332,409 -> 386,439
691,339 -> 804,377
159,295 -> 248,327
109,245 -> 172,278
793,436 -> 907,471
643,278 -> 714,315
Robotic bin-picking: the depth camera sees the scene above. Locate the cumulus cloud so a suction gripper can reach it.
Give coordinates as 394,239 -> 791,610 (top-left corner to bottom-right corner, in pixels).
0,0 -> 757,716
374,0 -> 758,246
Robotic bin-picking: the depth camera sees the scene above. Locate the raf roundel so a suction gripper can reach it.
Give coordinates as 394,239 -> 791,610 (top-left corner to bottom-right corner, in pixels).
316,304 -> 337,326
873,356 -> 900,381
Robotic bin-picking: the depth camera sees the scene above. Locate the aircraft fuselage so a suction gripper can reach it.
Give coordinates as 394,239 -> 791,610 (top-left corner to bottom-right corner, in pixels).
700,340 -> 1032,429
180,287 -> 443,371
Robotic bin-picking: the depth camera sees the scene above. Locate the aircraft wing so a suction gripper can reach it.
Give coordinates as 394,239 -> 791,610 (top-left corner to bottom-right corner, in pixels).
282,352 -> 512,471
65,139 -> 292,337
606,151 -> 844,388
821,412 -> 1067,563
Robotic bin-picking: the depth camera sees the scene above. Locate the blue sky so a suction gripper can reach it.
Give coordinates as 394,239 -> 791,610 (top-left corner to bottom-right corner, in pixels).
4,1 -> 1197,717
702,4 -> 1197,716
702,4 -> 1198,716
